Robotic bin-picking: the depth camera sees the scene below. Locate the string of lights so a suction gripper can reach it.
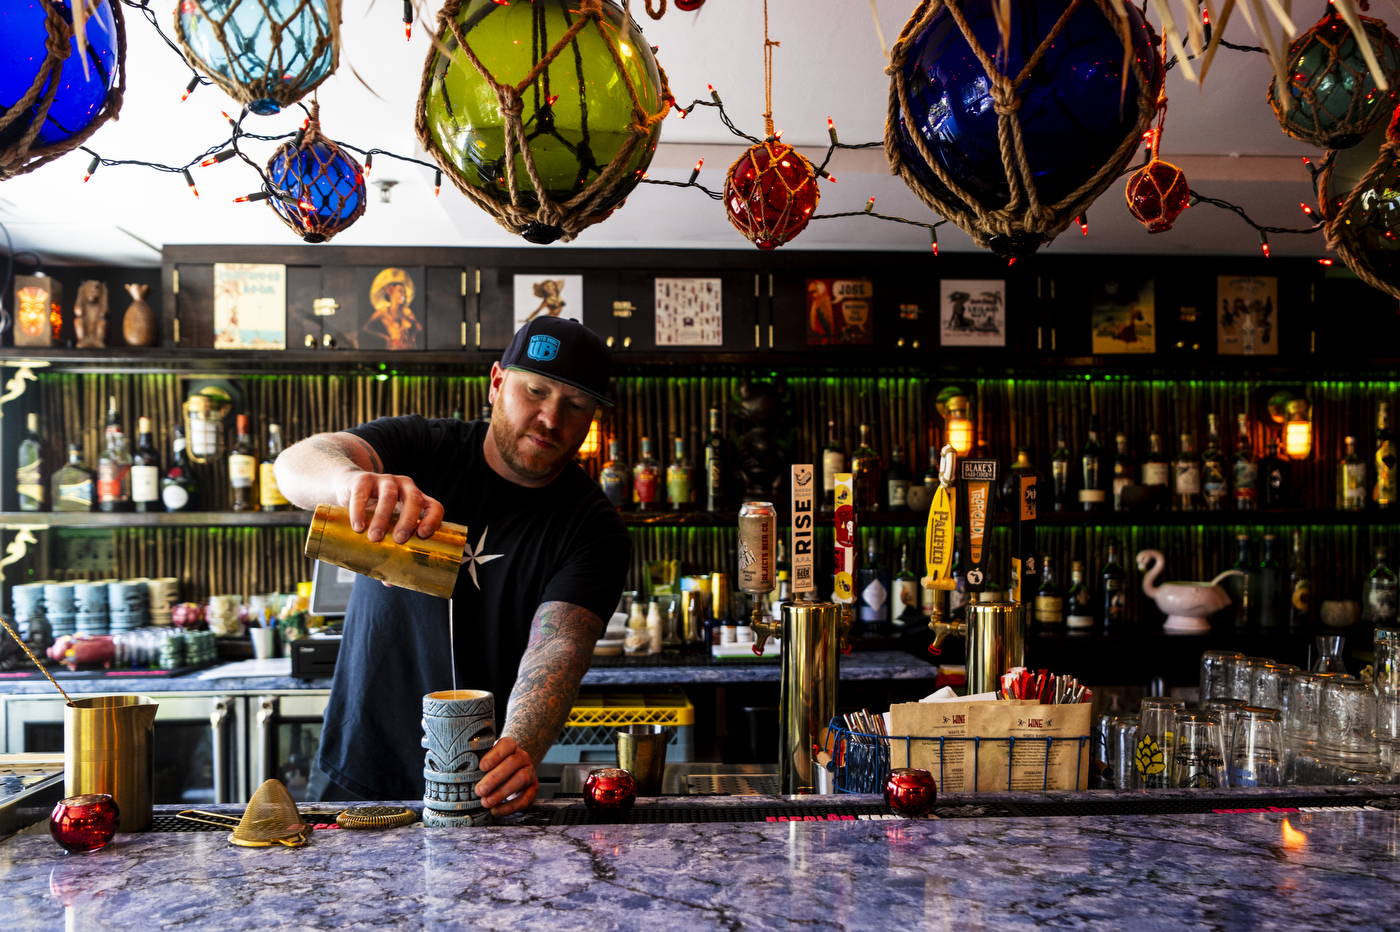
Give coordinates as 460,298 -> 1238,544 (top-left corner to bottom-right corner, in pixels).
117,0 -> 213,101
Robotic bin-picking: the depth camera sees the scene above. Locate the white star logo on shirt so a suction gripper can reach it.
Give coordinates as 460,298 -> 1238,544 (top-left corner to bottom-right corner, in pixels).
461,526 -> 503,589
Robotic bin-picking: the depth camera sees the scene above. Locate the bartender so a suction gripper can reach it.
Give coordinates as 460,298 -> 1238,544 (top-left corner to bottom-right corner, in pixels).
275,317 -> 630,814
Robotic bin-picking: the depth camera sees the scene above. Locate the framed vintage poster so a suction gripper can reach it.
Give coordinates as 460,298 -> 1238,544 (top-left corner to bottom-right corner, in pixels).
655,277 -> 722,346
940,279 -> 1005,347
513,274 -> 584,332
807,278 -> 874,345
357,266 -> 425,351
1091,278 -> 1156,354
1216,275 -> 1278,356
214,263 -> 286,350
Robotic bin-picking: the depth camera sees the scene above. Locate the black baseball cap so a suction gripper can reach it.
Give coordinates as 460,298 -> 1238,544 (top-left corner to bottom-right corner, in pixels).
501,316 -> 614,406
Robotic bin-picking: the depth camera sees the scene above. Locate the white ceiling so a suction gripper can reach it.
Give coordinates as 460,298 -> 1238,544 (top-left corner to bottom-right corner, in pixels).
0,0 -> 1370,266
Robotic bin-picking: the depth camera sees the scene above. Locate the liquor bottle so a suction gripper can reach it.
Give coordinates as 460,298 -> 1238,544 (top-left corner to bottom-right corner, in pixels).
1101,537 -> 1127,626
599,440 -> 630,510
1339,435 -> 1367,511
703,408 -> 727,512
851,424 -> 882,512
1051,427 -> 1072,511
1375,402 -> 1396,509
1001,446 -> 1038,512
52,443 -> 94,512
260,424 -> 291,512
1141,431 -> 1170,510
1224,534 -> 1253,629
1231,414 -> 1257,511
948,544 -> 968,620
921,444 -> 940,498
131,416 -> 162,513
892,544 -> 921,626
857,539 -> 889,631
1287,529 -> 1311,629
1065,561 -> 1094,630
17,412 -> 44,511
1257,533 -> 1284,629
229,414 -> 258,512
1367,546 -> 1398,626
161,426 -> 197,512
667,437 -> 694,512
1174,432 -> 1201,511
1112,433 -> 1134,512
633,436 -> 661,511
97,396 -> 132,513
480,405 -> 492,423
1079,416 -> 1104,512
1034,554 -> 1064,628
1259,434 -> 1290,509
1201,414 -> 1227,511
884,445 -> 913,512
821,419 -> 844,512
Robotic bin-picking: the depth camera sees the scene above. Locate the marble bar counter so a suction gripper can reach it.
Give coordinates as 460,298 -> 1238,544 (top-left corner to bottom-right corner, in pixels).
4,786 -> 1398,931
0,650 -> 935,695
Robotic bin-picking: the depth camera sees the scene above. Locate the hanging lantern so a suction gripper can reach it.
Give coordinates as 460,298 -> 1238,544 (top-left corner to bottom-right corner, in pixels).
175,0 -> 340,116
724,141 -> 819,250
416,0 -> 670,245
265,104 -> 365,244
0,0 -> 125,180
1319,109 -> 1400,298
887,0 -> 1162,259
1125,158 -> 1190,233
1269,7 -> 1400,150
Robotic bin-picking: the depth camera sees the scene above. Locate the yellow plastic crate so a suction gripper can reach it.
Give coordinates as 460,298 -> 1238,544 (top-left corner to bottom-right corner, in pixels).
565,692 -> 695,727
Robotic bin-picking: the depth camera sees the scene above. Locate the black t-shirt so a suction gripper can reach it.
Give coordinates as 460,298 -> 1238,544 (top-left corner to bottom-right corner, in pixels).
317,416 -> 629,799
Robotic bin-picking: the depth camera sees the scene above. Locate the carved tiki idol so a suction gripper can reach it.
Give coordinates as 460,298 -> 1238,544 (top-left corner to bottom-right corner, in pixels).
421,690 -> 496,827
74,280 -> 108,348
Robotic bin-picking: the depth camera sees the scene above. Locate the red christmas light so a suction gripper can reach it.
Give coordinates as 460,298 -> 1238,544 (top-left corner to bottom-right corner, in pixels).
1124,159 -> 1191,233
723,140 -> 820,250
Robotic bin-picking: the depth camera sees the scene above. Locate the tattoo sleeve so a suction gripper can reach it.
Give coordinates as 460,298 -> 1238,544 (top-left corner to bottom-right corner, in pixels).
503,601 -> 604,766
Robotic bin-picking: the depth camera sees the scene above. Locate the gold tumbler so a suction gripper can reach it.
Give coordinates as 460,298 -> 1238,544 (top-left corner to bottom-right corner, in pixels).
65,696 -> 159,832
303,504 -> 469,599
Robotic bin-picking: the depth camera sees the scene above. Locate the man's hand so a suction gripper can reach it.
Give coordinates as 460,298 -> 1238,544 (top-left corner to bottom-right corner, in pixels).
340,470 -> 445,545
474,735 -> 538,816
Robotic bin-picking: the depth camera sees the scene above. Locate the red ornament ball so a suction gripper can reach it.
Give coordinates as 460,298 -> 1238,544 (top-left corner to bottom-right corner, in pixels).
50,794 -> 120,853
724,140 -> 820,250
583,768 -> 636,812
883,768 -> 937,817
1125,158 -> 1191,233
675,0 -> 705,9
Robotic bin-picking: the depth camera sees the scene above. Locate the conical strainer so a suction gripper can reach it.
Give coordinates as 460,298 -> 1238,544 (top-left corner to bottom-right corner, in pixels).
227,779 -> 310,847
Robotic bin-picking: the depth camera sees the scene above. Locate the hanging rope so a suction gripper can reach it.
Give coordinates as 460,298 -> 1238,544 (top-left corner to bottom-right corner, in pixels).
762,0 -> 780,137
0,0 -> 127,181
415,0 -> 672,244
884,0 -> 1161,256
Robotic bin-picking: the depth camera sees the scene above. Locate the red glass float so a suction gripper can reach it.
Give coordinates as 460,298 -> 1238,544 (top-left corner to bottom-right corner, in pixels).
724,140 -> 820,250
1125,159 -> 1191,233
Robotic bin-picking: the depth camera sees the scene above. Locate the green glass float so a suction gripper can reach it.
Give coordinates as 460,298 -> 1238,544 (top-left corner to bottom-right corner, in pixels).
1269,7 -> 1400,150
416,0 -> 670,244
1321,114 -> 1400,298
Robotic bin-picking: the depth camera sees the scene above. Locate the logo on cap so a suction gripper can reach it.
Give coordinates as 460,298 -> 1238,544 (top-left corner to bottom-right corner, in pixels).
527,334 -> 561,361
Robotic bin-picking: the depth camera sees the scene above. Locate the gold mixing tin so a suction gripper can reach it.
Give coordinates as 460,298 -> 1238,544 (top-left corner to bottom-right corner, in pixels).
65,695 -> 159,832
336,806 -> 418,830
303,504 -> 469,599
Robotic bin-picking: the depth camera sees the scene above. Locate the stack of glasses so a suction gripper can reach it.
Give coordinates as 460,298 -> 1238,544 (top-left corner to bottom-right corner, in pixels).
44,582 -> 75,637
107,580 -> 149,632
74,582 -> 110,635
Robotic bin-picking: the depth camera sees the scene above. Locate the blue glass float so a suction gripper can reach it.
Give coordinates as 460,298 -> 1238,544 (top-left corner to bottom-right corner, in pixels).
892,0 -> 1159,255
0,0 -> 119,150
266,124 -> 365,243
178,0 -> 337,115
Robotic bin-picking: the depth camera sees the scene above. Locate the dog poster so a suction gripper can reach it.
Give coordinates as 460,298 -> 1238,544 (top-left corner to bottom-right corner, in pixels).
940,280 -> 1005,347
513,274 -> 584,332
807,278 -> 874,346
1216,275 -> 1278,355
214,263 -> 285,350
357,266 -> 424,351
655,277 -> 722,345
1091,278 -> 1156,354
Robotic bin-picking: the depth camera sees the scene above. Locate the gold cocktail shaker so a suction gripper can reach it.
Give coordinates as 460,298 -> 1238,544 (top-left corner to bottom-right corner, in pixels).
303,504 -> 469,599
65,696 -> 159,832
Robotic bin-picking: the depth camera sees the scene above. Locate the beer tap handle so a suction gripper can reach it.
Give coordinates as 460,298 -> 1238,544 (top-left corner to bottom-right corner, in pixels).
750,607 -> 779,657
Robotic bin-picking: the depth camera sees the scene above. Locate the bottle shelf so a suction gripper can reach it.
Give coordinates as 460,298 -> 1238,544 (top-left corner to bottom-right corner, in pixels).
0,511 -> 311,529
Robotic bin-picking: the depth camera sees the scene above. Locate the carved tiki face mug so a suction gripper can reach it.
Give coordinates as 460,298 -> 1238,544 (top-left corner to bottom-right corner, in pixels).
421,690 -> 496,827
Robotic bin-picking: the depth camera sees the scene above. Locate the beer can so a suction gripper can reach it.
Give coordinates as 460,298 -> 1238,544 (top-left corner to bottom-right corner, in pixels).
710,572 -> 732,622
736,502 -> 777,596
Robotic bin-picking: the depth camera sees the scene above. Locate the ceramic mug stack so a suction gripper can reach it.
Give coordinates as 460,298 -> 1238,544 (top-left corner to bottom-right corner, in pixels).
108,580 -> 149,632
146,578 -> 179,627
12,582 -> 47,638
421,690 -> 496,828
74,582 -> 110,635
44,582 -> 76,637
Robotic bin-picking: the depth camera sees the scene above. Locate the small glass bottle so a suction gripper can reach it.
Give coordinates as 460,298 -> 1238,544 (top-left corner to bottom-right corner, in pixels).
1112,433 -> 1134,512
131,416 -> 162,513
161,426 -> 197,512
1367,546 -> 1398,627
703,408 -> 727,512
1231,413 -> 1257,511
1174,431 -> 1201,511
857,538 -> 889,631
1051,427 -> 1072,512
884,446 -> 913,512
1080,416 -> 1104,512
52,443 -> 94,512
1376,401 -> 1396,509
17,412 -> 45,512
851,424 -> 882,512
97,396 -> 132,513
921,444 -> 940,498
821,419 -> 844,513
632,436 -> 661,511
667,437 -> 694,512
1223,533 -> 1253,629
1287,529 -> 1311,629
1259,434 -> 1291,509
1101,538 -> 1127,626
1141,431 -> 1170,510
260,424 -> 291,511
1034,554 -> 1064,628
1201,414 -> 1228,511
599,440 -> 630,510
1065,561 -> 1094,630
229,414 -> 257,512
1339,435 -> 1367,511
1257,534 -> 1284,629
948,545 -> 967,620
892,544 -> 920,626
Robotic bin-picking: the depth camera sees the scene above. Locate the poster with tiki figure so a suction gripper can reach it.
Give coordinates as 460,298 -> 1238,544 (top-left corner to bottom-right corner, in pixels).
806,278 -> 874,346
1091,278 -> 1156,354
358,267 -> 425,351
1216,275 -> 1278,356
940,280 -> 1005,347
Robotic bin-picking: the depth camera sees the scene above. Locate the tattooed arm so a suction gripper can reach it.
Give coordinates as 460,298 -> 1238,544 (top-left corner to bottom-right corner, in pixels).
273,431 -> 445,543
476,601 -> 605,815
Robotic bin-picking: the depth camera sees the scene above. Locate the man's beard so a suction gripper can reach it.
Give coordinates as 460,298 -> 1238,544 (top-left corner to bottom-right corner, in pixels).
490,413 -> 570,481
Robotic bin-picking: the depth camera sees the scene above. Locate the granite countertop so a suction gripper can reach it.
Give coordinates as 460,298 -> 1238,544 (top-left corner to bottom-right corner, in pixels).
0,651 -> 934,695
3,787 -> 1397,930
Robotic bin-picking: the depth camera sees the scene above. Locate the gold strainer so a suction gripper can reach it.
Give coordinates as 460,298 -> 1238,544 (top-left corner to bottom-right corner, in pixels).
180,779 -> 311,847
